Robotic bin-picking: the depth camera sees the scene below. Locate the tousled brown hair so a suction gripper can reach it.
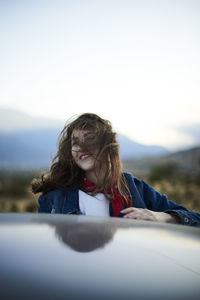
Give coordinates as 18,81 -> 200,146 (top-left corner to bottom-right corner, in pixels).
31,113 -> 131,205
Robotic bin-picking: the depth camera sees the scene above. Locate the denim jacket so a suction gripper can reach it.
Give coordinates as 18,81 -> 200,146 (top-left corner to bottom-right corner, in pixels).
38,172 -> 200,226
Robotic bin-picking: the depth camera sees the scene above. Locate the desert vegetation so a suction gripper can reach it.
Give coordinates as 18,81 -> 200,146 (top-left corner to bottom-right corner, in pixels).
0,171 -> 39,212
133,162 -> 200,212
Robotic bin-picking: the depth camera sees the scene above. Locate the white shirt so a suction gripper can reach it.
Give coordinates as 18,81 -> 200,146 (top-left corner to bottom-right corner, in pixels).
79,190 -> 110,216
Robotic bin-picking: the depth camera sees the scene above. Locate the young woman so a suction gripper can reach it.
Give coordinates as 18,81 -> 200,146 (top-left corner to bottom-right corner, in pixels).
32,113 -> 200,226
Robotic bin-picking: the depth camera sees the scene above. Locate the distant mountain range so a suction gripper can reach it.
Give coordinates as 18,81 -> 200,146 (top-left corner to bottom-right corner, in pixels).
123,146 -> 200,175
0,129 -> 169,170
0,108 -> 169,169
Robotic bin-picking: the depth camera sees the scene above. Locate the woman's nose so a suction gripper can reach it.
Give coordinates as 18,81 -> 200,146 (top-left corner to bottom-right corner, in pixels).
72,144 -> 81,152
72,143 -> 86,153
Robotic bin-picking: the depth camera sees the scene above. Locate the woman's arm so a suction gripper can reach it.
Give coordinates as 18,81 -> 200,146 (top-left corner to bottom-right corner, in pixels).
124,174 -> 200,226
121,207 -> 181,224
142,180 -> 200,226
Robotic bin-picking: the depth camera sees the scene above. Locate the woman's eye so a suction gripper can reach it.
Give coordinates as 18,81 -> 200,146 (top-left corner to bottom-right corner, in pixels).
86,134 -> 95,140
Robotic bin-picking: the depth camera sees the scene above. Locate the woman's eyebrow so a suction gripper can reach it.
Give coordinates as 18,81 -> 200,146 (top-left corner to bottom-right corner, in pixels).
71,132 -> 95,143
83,132 -> 95,137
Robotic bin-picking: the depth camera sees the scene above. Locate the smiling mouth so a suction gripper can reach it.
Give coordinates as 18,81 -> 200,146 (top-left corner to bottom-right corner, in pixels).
79,154 -> 91,160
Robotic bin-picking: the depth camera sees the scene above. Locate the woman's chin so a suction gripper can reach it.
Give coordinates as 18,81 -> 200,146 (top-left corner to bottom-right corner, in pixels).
79,163 -> 95,172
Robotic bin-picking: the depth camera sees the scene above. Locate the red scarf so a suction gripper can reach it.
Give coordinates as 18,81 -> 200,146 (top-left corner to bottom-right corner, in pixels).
81,177 -> 130,217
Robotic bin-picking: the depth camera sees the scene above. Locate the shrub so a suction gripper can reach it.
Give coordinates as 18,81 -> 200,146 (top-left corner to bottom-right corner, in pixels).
0,171 -> 38,198
148,162 -> 180,183
25,200 -> 38,212
10,202 -> 19,212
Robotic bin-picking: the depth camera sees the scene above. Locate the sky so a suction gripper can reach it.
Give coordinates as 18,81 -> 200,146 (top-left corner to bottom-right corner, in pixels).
0,0 -> 200,150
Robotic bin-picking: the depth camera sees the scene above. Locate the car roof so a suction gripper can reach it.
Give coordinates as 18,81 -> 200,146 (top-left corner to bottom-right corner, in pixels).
0,213 -> 200,300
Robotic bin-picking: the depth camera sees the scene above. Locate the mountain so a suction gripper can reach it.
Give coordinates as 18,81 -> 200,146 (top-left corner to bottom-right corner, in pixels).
0,129 -> 60,169
0,129 -> 169,170
0,108 -> 169,170
117,135 -> 168,159
123,146 -> 200,175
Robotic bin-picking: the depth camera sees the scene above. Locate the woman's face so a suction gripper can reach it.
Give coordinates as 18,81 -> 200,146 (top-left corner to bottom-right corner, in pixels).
71,129 -> 98,173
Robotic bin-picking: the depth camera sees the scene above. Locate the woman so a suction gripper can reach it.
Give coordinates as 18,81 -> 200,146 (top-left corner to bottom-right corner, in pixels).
32,113 -> 200,226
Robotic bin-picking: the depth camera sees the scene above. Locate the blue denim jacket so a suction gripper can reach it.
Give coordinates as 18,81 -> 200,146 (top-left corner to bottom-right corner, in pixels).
38,172 -> 200,226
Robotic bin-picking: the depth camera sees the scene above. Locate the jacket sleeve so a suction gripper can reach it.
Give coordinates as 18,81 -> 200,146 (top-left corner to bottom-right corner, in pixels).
140,179 -> 200,227
38,194 -> 52,213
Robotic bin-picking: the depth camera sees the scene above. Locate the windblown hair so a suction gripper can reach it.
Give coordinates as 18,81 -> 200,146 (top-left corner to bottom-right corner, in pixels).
31,113 -> 131,204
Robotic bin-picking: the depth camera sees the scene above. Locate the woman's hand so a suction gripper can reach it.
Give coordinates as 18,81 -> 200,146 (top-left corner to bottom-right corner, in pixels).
121,207 -> 180,224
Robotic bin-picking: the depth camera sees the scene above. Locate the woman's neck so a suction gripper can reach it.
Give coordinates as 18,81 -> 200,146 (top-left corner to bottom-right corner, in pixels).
84,171 -> 98,184
84,161 -> 108,185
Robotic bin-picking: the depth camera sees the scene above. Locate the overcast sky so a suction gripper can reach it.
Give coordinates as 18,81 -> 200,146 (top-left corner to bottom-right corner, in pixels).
0,0 -> 200,150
